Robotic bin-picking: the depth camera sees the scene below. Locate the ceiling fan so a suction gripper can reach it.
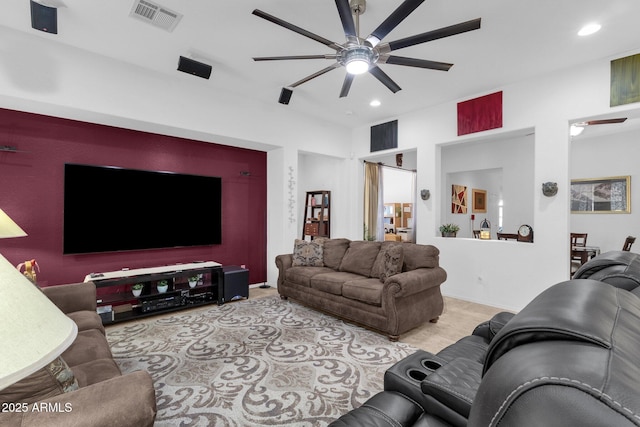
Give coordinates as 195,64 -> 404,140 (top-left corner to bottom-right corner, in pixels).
570,118 -> 627,136
252,0 -> 481,103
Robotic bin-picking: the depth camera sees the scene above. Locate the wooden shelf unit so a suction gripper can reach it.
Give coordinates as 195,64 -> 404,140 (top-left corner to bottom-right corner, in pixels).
302,190 -> 331,240
86,262 -> 224,324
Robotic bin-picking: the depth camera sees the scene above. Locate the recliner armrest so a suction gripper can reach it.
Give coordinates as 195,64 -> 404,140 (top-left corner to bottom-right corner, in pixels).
329,391 -> 424,427
0,371 -> 156,427
420,358 -> 483,421
472,311 -> 515,342
42,282 -> 97,314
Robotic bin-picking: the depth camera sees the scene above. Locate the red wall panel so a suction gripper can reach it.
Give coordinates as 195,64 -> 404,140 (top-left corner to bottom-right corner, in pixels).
0,108 -> 267,286
457,91 -> 503,136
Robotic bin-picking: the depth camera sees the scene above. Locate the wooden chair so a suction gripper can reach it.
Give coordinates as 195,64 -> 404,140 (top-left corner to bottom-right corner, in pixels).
623,236 -> 636,251
571,233 -> 588,274
472,230 -> 480,239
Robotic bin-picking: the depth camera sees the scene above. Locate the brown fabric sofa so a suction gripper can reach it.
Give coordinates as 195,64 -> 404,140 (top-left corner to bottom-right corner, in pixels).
0,281 -> 157,427
275,238 -> 447,340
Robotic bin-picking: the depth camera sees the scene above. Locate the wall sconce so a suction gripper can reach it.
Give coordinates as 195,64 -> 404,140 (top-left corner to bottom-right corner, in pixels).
420,189 -> 430,200
542,182 -> 558,197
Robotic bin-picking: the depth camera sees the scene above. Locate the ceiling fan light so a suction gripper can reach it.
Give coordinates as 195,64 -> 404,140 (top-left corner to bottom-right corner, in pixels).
346,59 -> 370,75
343,47 -> 373,75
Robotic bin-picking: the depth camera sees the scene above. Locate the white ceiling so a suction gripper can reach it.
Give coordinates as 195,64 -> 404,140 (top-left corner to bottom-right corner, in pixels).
3,0 -> 640,129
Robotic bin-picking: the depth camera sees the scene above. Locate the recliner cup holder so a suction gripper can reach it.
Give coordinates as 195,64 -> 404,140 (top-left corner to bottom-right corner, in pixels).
407,369 -> 428,382
422,359 -> 443,371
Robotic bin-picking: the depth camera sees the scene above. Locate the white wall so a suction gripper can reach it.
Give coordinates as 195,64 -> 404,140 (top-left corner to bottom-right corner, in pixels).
3,25 -> 640,310
0,25 -> 354,288
297,152 -> 350,239
349,48 -> 640,311
441,134 -> 534,239
570,128 -> 640,252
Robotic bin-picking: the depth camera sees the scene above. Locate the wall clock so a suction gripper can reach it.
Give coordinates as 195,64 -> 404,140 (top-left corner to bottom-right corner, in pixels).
517,224 -> 533,242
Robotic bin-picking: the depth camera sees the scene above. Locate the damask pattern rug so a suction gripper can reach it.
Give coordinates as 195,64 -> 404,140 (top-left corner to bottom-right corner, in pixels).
106,296 -> 417,426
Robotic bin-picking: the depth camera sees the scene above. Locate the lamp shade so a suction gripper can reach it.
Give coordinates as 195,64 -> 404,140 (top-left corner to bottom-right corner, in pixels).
0,209 -> 27,239
0,254 -> 77,391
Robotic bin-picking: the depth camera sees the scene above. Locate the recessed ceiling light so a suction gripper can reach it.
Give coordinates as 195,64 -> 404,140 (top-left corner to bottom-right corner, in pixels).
578,23 -> 601,36
369,99 -> 381,107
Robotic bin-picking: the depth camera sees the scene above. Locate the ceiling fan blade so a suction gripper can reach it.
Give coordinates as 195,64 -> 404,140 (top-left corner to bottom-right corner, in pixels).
335,0 -> 357,40
367,0 -> 426,46
339,73 -> 355,98
384,18 -> 481,52
368,66 -> 401,93
252,9 -> 341,50
586,118 -> 628,125
253,55 -> 337,61
382,55 -> 453,71
289,63 -> 342,88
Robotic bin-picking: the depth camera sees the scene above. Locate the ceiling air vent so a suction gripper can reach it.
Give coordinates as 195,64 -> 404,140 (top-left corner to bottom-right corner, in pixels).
129,0 -> 182,32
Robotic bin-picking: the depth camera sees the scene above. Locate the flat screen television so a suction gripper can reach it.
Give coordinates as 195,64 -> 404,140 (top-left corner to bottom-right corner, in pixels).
63,164 -> 222,254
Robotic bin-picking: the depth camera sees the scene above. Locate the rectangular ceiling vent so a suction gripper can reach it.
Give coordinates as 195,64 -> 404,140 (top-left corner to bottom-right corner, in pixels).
129,0 -> 183,32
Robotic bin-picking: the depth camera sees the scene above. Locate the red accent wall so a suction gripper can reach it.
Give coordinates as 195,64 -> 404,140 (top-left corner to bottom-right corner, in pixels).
0,108 -> 267,286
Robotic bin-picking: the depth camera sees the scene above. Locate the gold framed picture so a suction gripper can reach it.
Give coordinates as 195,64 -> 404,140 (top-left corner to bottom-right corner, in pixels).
472,188 -> 487,213
571,176 -> 630,213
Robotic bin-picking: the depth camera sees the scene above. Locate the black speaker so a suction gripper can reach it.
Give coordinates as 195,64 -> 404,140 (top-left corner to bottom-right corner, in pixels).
279,87 -> 293,105
177,56 -> 212,79
30,0 -> 58,34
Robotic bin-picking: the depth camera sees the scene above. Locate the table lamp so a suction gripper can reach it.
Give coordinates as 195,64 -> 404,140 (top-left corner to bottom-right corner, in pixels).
0,208 -> 27,239
0,254 -> 78,391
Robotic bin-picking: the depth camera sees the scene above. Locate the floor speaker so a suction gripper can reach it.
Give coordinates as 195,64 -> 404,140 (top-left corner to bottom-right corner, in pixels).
177,56 -> 212,79
30,0 -> 58,34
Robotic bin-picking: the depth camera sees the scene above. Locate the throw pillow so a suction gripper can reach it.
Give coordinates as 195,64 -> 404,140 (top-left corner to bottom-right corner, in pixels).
339,241 -> 381,276
292,239 -> 324,267
0,356 -> 79,405
379,245 -> 404,283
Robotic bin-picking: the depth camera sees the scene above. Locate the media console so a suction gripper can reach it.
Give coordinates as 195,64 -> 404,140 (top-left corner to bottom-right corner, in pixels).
85,261 -> 224,324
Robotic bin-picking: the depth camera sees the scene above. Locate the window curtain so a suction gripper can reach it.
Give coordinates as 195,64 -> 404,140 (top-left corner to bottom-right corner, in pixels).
364,162 -> 384,241
409,170 -> 417,242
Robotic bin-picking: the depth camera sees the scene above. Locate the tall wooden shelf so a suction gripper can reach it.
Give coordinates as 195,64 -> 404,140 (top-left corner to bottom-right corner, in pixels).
302,190 -> 331,240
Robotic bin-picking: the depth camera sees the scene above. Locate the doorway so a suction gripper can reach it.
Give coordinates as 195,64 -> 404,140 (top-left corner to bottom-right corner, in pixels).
363,150 -> 417,243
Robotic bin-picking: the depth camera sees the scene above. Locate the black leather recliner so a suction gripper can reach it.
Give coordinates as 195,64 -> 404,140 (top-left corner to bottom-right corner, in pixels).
329,251 -> 640,427
573,250 -> 640,294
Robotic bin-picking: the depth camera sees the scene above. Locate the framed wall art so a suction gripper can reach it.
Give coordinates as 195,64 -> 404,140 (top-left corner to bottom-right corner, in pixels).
472,188 -> 487,213
570,176 -> 630,213
451,184 -> 467,214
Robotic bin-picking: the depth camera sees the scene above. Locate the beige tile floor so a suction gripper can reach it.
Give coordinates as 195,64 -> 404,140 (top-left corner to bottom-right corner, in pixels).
248,285 -> 508,354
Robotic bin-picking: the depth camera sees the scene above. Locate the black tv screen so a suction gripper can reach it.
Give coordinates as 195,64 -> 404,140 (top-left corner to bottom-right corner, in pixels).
63,164 -> 222,254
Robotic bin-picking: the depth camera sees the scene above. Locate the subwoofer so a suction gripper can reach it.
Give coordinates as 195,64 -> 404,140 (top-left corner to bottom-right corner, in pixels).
177,56 -> 212,79
30,0 -> 58,34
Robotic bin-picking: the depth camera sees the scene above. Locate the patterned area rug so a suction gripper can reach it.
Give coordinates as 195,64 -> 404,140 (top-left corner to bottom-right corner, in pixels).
106,296 -> 417,426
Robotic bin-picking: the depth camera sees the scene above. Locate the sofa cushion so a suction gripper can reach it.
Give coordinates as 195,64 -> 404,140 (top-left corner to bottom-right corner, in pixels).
402,243 -> 440,271
0,356 -> 79,405
285,266 -> 335,288
339,241 -> 381,277
319,238 -> 350,270
310,271 -> 366,296
342,278 -> 384,306
292,239 -> 324,267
